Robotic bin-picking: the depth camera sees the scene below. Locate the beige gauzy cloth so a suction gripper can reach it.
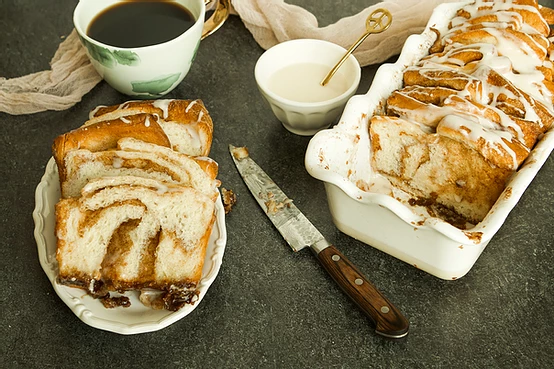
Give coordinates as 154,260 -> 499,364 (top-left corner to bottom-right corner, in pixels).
0,0 -> 455,115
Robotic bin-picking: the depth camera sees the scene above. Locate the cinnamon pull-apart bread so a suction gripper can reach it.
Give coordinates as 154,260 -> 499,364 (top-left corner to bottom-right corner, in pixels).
370,0 -> 554,227
52,99 -> 220,311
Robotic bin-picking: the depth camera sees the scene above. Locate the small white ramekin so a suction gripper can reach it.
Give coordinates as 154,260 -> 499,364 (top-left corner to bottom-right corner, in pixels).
255,39 -> 361,136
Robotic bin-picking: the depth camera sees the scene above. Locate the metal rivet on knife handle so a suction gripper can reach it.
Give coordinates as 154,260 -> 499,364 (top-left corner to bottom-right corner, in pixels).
316,245 -> 409,339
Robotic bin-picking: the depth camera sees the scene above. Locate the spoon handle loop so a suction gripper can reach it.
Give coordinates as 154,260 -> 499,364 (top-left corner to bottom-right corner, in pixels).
321,8 -> 392,86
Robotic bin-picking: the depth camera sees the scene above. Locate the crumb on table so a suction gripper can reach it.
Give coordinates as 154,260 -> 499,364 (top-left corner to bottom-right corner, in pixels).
221,188 -> 237,214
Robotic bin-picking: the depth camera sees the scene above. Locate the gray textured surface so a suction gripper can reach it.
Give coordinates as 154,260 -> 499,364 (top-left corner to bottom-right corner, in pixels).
1,0 -> 553,368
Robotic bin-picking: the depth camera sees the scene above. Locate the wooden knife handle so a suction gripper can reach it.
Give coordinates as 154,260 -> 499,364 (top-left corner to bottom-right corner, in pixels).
315,245 -> 409,338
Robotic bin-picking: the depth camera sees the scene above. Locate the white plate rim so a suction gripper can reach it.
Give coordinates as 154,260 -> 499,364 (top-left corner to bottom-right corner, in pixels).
33,157 -> 227,335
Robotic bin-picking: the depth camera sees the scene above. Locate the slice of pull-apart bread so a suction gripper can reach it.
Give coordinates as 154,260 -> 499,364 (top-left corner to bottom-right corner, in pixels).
53,114 -> 171,182
86,99 -> 213,156
60,137 -> 219,198
56,176 -> 217,311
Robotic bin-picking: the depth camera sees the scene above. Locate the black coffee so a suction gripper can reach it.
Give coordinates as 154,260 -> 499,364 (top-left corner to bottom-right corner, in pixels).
87,1 -> 196,48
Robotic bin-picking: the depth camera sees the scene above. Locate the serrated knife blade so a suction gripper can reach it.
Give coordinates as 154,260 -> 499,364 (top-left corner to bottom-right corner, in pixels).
230,145 -> 409,339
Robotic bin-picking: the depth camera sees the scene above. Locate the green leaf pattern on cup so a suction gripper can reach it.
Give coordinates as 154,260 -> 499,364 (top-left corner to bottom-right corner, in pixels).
112,50 -> 141,66
190,40 -> 200,65
79,36 -> 140,68
131,73 -> 182,96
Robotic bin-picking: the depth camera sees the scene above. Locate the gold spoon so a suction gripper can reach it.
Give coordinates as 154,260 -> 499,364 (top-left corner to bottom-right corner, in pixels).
321,8 -> 393,86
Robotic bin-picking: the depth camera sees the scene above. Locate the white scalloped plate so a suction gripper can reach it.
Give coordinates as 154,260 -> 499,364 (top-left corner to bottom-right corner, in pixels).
33,157 -> 227,334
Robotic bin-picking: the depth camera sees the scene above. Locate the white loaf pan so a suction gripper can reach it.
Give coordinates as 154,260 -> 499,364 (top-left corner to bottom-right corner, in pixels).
305,1 -> 554,280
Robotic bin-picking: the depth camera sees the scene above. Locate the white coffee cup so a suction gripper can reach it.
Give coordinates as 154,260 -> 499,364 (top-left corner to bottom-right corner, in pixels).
73,0 -> 229,97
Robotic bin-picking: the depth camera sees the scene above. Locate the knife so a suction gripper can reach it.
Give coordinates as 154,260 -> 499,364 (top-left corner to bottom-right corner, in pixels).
229,145 -> 409,339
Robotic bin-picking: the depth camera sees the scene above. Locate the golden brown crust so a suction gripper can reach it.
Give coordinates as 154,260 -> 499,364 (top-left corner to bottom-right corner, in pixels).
395,86 -> 458,105
403,68 -> 483,99
478,68 -> 554,131
540,6 -> 554,25
54,200 -> 73,280
195,158 -> 219,182
371,0 -> 554,226
455,8 -> 549,36
435,115 -> 530,170
442,96 -> 543,149
446,29 -> 547,60
87,99 -> 213,156
386,90 -> 447,128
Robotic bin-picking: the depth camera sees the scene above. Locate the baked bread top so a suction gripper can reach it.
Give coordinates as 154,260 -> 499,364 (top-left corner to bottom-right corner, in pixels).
87,99 -> 213,157
369,0 -> 554,226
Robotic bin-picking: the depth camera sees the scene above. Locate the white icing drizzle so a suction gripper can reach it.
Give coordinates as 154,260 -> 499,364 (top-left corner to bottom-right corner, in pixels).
144,115 -> 151,127
439,114 -> 519,168
112,156 -> 123,169
184,123 -> 201,146
118,101 -> 131,111
484,78 -> 541,124
431,1 -> 552,108
120,116 -> 131,124
394,0 -> 554,169
89,105 -> 106,119
152,99 -> 173,119
487,27 -> 544,71
506,70 -> 553,108
197,110 -> 204,123
185,99 -> 198,113
453,0 -> 547,35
